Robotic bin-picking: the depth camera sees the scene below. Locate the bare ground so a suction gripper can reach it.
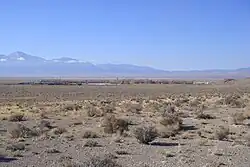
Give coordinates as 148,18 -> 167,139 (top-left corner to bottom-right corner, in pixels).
0,81 -> 250,167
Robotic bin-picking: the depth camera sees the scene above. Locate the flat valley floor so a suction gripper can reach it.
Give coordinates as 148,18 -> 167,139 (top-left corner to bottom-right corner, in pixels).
0,81 -> 250,167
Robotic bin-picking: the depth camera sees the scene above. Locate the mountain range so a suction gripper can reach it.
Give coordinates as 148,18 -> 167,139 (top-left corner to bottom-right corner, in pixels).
0,51 -> 249,79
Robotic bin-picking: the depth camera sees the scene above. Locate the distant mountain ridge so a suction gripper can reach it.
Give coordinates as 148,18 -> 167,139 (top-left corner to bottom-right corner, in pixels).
0,51 -> 249,79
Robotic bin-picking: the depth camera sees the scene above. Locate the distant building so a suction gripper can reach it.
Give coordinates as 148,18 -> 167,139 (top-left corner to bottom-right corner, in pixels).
193,81 -> 210,85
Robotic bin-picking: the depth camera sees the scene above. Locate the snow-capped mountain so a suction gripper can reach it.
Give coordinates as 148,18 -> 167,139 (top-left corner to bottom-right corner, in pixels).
0,51 -> 166,77
3,51 -> 46,63
0,51 -> 249,78
0,55 -> 7,62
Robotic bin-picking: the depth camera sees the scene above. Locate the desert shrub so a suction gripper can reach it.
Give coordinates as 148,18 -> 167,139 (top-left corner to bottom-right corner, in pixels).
160,105 -> 182,125
53,127 -> 67,135
215,127 -> 229,141
40,112 -> 48,119
160,113 -> 182,127
100,104 -> 116,113
196,109 -> 215,120
85,105 -> 103,117
39,120 -> 52,130
224,94 -> 246,108
144,102 -> 161,113
82,131 -> 99,138
126,103 -> 143,113
59,155 -> 74,167
232,113 -> 246,125
102,115 -> 129,135
8,113 -> 26,122
62,103 -> 82,111
45,148 -> 61,154
164,104 -> 176,114
115,150 -> 129,155
189,98 -> 201,108
134,126 -> 158,144
158,104 -> 183,137
158,127 -> 178,138
196,112 -> 215,119
8,124 -> 38,138
84,140 -> 100,147
6,143 -> 25,152
82,155 -> 122,167
159,113 -> 182,138
173,98 -> 189,107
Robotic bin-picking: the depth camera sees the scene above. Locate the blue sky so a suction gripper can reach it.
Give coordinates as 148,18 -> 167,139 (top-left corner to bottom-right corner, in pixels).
0,0 -> 249,70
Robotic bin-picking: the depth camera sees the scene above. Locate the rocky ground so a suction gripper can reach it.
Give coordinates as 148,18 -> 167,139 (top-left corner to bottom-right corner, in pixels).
0,82 -> 250,167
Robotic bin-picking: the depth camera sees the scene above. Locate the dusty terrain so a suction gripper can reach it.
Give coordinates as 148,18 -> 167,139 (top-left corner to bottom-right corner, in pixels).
0,80 -> 250,167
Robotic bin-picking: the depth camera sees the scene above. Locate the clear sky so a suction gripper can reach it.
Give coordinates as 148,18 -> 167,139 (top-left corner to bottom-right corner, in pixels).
0,0 -> 249,70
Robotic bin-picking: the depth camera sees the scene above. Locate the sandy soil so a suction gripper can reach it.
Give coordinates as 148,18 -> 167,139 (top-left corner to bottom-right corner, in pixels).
0,81 -> 250,167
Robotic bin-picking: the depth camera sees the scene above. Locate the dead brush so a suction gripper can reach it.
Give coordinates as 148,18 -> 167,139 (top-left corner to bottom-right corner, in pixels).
85,105 -> 104,117
160,113 -> 182,127
144,102 -> 161,113
159,113 -> 183,138
125,103 -> 143,113
52,127 -> 67,135
8,123 -> 38,138
215,126 -> 229,141
173,97 -> 189,107
82,155 -> 122,167
102,115 -> 129,135
8,113 -> 26,122
84,140 -> 100,147
163,104 -> 176,114
82,130 -> 99,138
62,103 -> 82,111
134,126 -> 158,144
158,105 -> 183,138
189,98 -> 201,108
6,143 -> 25,152
195,109 -> 215,120
160,105 -> 183,128
224,94 -> 246,108
100,105 -> 115,113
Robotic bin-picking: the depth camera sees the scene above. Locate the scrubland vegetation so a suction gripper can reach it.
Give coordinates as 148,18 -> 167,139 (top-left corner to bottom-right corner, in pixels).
0,79 -> 250,167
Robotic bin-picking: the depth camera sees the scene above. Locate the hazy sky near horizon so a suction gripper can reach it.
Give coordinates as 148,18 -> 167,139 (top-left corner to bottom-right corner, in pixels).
0,0 -> 250,70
